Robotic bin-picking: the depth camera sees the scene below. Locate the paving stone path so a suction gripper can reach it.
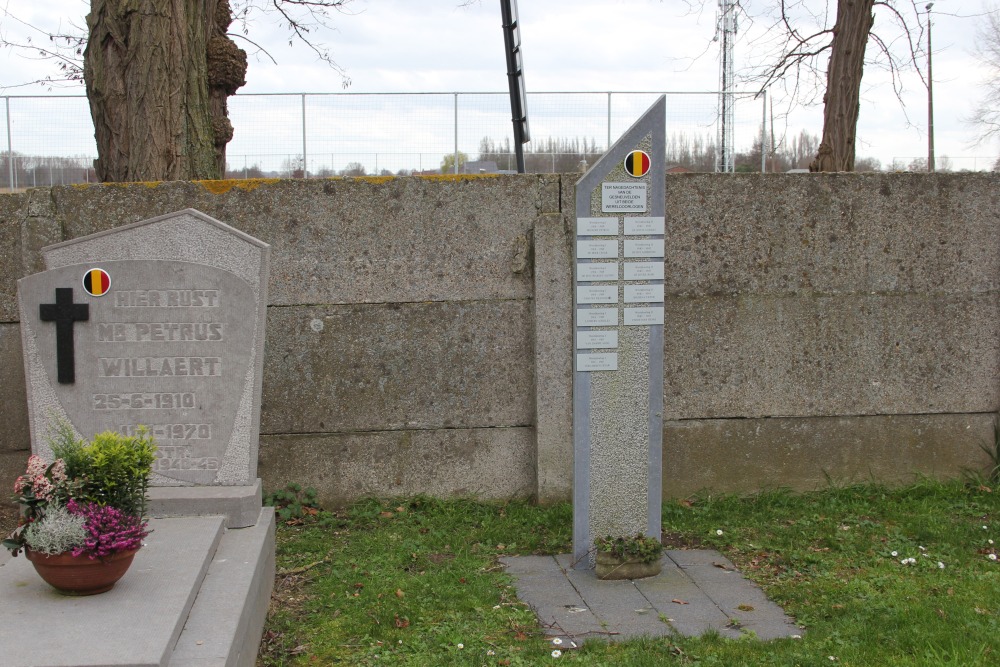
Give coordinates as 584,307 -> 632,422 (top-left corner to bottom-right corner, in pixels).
501,550 -> 801,645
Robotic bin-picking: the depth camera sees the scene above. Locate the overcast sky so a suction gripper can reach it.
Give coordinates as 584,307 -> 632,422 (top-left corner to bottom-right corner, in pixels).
0,0 -> 996,170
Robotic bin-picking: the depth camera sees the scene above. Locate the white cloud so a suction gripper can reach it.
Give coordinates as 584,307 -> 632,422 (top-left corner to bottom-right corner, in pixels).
0,0 -> 995,169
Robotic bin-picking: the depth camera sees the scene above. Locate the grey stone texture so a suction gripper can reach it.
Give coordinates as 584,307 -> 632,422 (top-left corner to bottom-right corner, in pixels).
0,193 -> 26,323
665,413 -> 997,497
501,550 -> 800,643
0,173 -> 997,505
664,293 -> 1000,419
0,509 -> 276,667
262,301 -> 533,434
533,213 -> 574,503
259,428 -> 535,506
0,324 -> 29,451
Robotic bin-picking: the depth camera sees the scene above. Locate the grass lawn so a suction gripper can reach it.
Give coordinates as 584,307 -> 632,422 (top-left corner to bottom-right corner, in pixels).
258,479 -> 1000,666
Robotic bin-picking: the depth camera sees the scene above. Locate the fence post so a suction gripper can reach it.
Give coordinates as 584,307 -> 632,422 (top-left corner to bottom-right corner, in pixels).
453,93 -> 459,175
301,93 -> 308,178
5,97 -> 13,190
606,92 -> 612,151
760,90 -> 767,173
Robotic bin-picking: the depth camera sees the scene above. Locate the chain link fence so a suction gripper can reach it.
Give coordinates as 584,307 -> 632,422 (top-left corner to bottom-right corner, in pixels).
2,91 -> 772,189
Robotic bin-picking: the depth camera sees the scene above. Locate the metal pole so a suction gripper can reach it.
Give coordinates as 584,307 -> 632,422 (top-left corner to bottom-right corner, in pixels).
926,3 -> 935,172
454,93 -> 459,174
500,0 -> 527,173
301,93 -> 308,178
5,97 -> 14,190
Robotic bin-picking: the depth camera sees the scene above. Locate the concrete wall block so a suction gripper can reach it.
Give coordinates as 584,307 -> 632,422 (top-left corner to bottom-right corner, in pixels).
259,427 -> 536,506
533,213 -> 574,503
0,450 -> 27,503
49,177 -> 540,306
664,413 -> 996,498
666,173 -> 1000,296
0,194 -> 26,323
561,175 -> 578,227
261,300 -> 534,434
538,174 -> 562,214
0,324 -> 29,451
665,292 -> 1000,419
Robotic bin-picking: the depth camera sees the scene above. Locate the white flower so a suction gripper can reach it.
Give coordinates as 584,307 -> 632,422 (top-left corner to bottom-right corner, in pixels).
456,643 -> 464,649
989,540 -> 995,545
487,650 -> 496,656
552,638 -> 563,645
829,657 -> 837,662
791,634 -> 802,639
919,546 -> 926,552
938,562 -> 945,569
716,529 -> 724,536
989,554 -> 998,561
891,551 -> 898,557
552,650 -> 562,658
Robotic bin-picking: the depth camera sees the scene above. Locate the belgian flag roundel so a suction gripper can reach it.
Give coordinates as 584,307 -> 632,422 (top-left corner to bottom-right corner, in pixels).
624,150 -> 651,178
83,268 -> 111,297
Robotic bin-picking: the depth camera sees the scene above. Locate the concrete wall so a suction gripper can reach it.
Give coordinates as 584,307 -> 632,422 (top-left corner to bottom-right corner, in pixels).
1,173 -> 997,505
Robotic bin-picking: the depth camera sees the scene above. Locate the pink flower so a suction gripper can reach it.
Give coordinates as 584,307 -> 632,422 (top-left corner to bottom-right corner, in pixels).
66,500 -> 149,559
50,459 -> 67,484
25,455 -> 47,478
31,474 -> 54,500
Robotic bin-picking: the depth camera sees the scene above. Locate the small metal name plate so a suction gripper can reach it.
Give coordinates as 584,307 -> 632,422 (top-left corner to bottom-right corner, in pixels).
624,217 -> 664,235
623,262 -> 664,281
577,308 -> 619,327
577,263 -> 619,282
576,352 -> 618,372
577,217 -> 618,236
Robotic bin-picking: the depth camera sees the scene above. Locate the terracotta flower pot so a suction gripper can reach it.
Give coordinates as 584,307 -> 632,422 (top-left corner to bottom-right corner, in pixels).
595,551 -> 662,580
25,547 -> 139,595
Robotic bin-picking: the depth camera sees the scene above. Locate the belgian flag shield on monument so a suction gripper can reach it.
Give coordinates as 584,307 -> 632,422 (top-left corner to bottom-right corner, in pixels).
82,268 -> 111,297
624,150 -> 651,177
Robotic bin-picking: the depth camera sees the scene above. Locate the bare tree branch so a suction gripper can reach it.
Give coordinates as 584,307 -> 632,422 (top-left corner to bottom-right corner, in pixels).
968,3 -> 1000,146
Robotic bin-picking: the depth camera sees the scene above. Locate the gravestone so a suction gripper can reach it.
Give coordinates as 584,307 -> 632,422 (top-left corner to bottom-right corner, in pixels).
17,208 -> 270,527
573,97 -> 665,566
2,208 -> 275,667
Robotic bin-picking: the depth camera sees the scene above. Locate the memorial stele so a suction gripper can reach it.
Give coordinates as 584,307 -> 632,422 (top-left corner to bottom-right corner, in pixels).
18,209 -> 270,500
573,96 -> 666,567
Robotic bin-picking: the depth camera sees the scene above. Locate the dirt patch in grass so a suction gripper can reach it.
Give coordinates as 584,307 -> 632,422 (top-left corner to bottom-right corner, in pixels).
661,530 -> 705,549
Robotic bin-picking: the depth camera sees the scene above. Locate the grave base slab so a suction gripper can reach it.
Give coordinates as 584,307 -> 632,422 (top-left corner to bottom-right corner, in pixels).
0,507 -> 275,667
148,479 -> 264,528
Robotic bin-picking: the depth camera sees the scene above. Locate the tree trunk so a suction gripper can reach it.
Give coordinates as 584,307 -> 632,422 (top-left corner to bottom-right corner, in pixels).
809,0 -> 874,172
84,0 -> 246,182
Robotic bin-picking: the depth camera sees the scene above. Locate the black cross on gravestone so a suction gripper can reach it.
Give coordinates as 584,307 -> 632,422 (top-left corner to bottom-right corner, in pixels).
39,288 -> 89,384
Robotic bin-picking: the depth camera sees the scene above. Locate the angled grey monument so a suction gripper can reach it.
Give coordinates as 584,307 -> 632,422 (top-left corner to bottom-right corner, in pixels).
573,97 -> 665,566
1,209 -> 275,666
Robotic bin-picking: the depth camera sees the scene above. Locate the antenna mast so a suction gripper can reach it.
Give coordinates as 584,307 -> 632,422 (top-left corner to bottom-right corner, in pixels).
716,0 -> 737,173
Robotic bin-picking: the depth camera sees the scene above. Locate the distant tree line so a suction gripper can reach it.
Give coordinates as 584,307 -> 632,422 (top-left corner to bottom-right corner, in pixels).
474,137 -> 605,173
472,131 -> 886,174
1,152 -> 96,189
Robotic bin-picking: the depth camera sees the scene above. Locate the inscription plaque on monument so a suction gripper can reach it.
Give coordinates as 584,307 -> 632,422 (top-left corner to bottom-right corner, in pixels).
18,209 -> 270,488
